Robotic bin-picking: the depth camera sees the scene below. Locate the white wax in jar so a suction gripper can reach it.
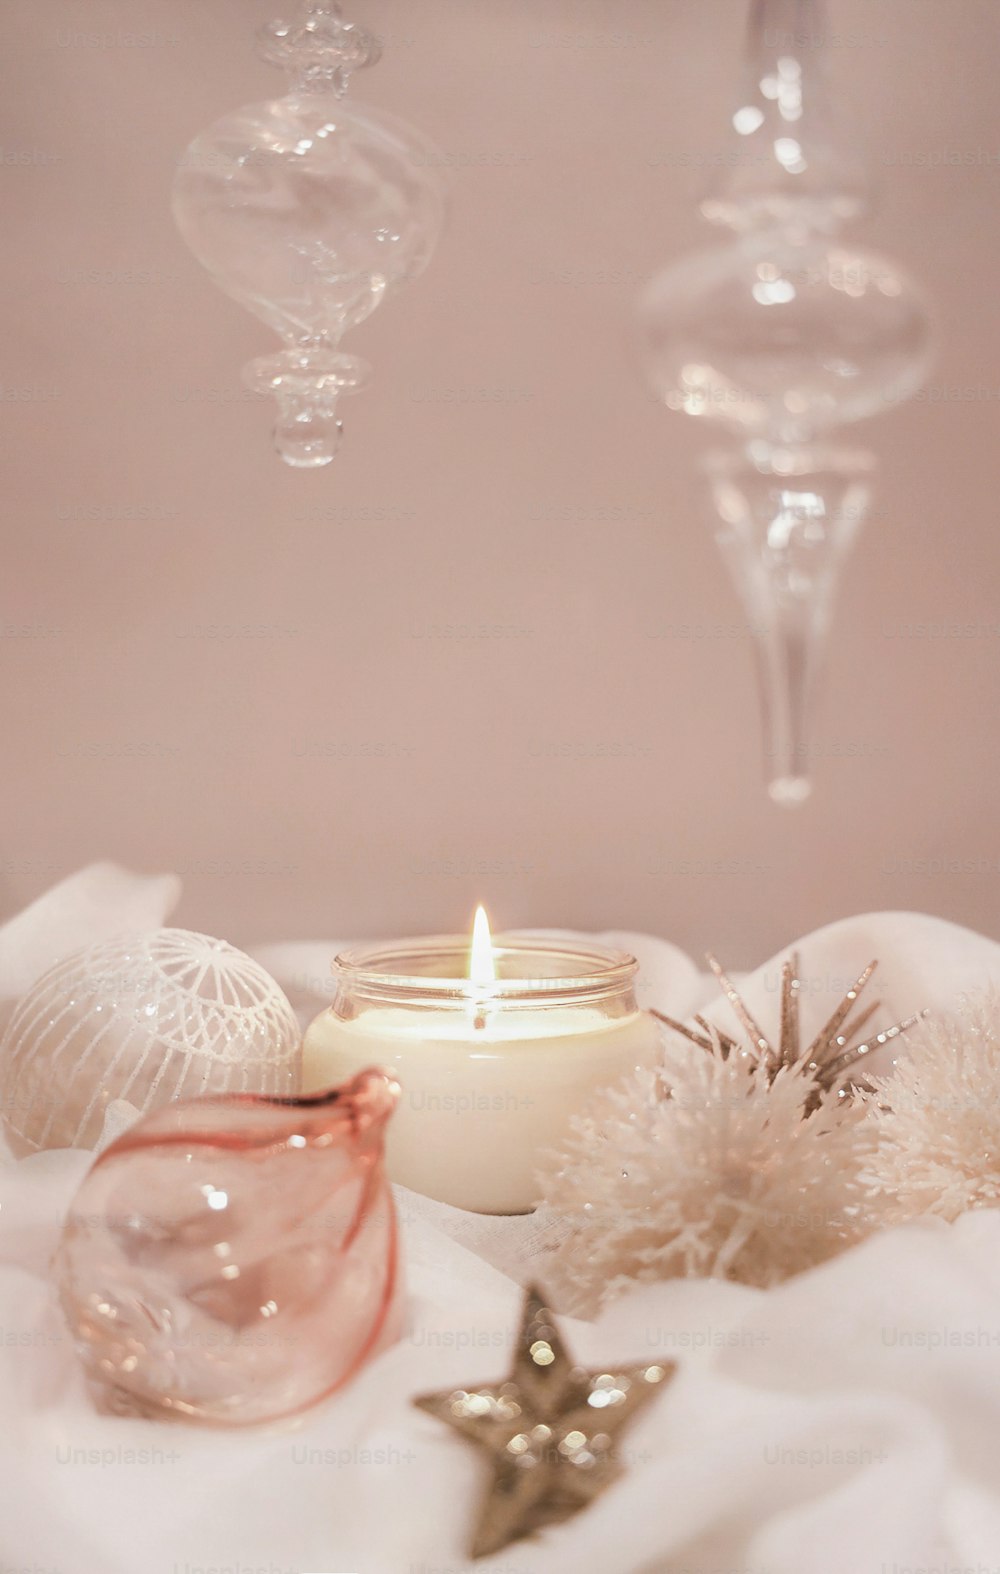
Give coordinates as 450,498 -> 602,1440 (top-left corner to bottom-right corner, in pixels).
302,1002 -> 661,1213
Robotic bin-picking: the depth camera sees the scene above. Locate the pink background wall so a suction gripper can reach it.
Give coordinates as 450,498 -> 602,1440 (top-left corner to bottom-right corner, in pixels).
4,0 -> 1000,961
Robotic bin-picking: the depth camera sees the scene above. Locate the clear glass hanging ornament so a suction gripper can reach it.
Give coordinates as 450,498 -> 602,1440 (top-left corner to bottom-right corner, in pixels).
700,0 -> 870,235
707,442 -> 875,804
173,0 -> 447,468
636,0 -> 933,803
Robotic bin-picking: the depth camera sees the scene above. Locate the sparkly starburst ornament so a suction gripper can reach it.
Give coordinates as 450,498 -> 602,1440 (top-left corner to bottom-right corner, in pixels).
536,955 -> 925,1315
654,953 -> 926,1107
413,1283 -> 674,1558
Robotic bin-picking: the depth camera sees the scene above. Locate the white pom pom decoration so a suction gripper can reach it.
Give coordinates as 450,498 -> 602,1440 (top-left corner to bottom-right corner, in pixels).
0,929 -> 301,1156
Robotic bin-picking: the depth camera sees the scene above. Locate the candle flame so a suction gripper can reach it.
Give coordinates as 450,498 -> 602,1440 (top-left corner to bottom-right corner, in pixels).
469,904 -> 497,988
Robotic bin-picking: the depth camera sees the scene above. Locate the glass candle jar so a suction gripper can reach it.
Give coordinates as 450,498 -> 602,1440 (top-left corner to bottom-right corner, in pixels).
301,933 -> 662,1214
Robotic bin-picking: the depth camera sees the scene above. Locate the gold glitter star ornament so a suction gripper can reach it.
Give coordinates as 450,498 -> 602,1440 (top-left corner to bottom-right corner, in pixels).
413,1284 -> 675,1558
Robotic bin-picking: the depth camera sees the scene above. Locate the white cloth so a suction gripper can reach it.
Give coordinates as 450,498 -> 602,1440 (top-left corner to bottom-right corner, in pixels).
2,866 -> 1000,1574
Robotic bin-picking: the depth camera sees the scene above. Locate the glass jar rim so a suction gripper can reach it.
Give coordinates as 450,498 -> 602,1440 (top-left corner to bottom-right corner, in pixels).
333,932 -> 639,1009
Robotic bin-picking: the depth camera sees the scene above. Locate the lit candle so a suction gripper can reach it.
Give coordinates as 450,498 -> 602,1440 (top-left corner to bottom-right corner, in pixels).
301,909 -> 662,1213
468,903 -> 496,1031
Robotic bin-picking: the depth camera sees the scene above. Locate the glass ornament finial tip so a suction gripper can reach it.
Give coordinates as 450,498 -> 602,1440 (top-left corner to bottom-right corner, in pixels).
768,774 -> 813,808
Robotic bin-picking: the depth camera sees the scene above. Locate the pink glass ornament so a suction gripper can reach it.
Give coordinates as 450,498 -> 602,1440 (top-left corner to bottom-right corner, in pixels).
55,1067 -> 401,1426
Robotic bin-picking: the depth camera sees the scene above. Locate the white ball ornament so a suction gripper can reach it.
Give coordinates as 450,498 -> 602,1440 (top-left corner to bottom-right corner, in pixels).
0,929 -> 301,1156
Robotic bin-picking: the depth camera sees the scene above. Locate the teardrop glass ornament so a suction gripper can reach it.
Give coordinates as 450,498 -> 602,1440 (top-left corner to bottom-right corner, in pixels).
701,0 -> 869,234
706,443 -> 874,803
635,0 -> 933,803
172,1 -> 446,467
56,1067 -> 401,1426
639,234 -> 934,445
